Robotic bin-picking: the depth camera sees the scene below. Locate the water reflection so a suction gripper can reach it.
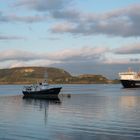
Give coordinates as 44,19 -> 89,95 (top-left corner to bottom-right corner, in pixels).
120,96 -> 137,109
22,97 -> 61,125
22,96 -> 61,106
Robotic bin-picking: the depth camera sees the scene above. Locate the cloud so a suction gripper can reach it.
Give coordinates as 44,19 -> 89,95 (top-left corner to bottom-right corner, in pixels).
7,14 -> 47,23
9,60 -> 56,68
0,11 -> 9,22
130,58 -> 140,62
51,22 -> 77,33
0,35 -> 26,40
51,4 -> 140,37
0,50 -> 38,61
0,11 -> 47,23
114,43 -> 140,54
14,0 -> 70,11
0,47 -> 108,64
2,2 -> 140,37
46,46 -> 109,63
51,9 -> 80,21
104,58 -> 133,64
41,37 -> 60,40
2,46 -> 139,67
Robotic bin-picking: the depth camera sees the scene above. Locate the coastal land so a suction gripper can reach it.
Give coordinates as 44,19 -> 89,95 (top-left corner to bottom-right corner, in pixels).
0,67 -> 119,84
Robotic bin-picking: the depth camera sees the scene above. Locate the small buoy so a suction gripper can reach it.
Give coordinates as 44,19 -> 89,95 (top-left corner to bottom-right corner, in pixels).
67,94 -> 71,98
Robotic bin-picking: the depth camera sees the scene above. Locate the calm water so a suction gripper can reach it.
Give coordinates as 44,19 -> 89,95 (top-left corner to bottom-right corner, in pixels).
0,84 -> 140,140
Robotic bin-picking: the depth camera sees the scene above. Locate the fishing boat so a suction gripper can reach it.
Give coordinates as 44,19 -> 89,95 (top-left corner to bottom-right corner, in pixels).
119,68 -> 140,88
22,71 -> 62,99
22,81 -> 62,99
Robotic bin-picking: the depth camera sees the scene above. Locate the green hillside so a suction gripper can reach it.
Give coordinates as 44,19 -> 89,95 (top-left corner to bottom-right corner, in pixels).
0,67 -> 71,84
0,67 -> 118,84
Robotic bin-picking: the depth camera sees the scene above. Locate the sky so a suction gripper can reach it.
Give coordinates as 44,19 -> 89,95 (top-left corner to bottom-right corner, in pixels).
0,0 -> 140,78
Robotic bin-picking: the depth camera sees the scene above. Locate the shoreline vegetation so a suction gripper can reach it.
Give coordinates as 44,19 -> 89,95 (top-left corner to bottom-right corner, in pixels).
0,67 -> 119,84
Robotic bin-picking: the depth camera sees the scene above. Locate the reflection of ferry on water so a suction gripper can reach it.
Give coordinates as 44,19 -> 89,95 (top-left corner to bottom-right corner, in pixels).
119,68 -> 140,88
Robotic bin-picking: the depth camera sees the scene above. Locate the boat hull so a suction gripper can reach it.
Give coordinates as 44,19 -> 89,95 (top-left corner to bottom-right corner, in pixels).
120,80 -> 140,88
22,87 -> 62,99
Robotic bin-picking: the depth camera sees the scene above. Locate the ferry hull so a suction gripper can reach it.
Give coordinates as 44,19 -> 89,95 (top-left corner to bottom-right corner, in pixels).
120,80 -> 140,88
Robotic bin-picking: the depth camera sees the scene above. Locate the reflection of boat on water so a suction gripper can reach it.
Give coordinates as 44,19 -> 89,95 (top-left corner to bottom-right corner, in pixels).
23,97 -> 61,125
119,68 -> 140,88
23,97 -> 61,105
22,81 -> 62,99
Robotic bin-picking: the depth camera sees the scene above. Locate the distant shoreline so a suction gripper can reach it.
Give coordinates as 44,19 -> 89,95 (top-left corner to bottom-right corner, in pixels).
0,67 -> 120,85
0,81 -> 120,85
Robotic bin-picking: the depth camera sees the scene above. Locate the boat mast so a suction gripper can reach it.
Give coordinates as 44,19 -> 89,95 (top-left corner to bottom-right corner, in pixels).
44,68 -> 48,83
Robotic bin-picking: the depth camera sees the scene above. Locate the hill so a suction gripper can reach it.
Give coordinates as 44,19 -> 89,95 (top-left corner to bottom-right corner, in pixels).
0,67 -> 118,84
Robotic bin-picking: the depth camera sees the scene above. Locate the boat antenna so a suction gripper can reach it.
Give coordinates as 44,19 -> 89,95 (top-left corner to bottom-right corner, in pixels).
44,68 -> 48,83
128,67 -> 132,72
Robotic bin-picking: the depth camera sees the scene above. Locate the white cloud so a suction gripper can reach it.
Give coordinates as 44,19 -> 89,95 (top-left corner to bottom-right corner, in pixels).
0,47 -> 108,65
51,22 -> 77,33
46,46 -> 109,63
2,46 -> 139,67
0,50 -> 37,61
104,58 -> 132,64
51,4 -> 140,37
114,43 -> 140,54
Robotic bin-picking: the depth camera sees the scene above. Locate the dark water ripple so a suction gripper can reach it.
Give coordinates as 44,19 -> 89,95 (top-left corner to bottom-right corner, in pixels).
0,84 -> 140,140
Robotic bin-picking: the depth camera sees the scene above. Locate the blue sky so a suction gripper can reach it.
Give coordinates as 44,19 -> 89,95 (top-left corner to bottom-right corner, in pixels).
0,0 -> 140,78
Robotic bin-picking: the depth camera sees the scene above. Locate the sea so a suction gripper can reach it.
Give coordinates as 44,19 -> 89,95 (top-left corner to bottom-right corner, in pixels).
0,84 -> 140,140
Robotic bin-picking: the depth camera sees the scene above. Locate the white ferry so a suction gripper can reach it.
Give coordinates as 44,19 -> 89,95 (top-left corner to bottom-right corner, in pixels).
119,68 -> 140,88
